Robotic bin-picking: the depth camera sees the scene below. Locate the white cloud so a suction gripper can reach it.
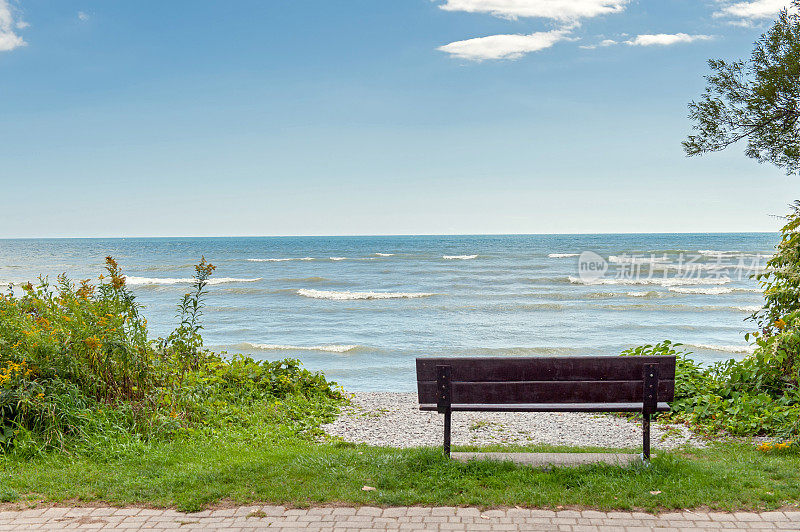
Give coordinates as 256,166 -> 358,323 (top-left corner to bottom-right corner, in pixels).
581,33 -> 713,49
438,0 -> 629,21
579,38 -> 617,49
624,33 -> 713,46
0,0 -> 26,52
78,11 -> 89,21
715,0 -> 794,20
438,29 -> 569,60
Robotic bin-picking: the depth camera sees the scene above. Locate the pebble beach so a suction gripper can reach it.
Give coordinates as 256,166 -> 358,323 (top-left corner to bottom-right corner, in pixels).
322,392 -> 704,449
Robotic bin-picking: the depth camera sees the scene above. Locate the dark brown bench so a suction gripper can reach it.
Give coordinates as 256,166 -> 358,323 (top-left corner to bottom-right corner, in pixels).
416,356 -> 675,461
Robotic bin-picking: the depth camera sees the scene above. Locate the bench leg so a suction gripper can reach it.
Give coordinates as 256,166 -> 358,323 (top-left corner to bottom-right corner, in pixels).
642,412 -> 650,461
443,408 -> 451,457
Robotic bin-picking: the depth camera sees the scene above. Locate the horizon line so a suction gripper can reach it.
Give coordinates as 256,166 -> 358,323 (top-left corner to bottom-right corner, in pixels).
0,231 -> 780,240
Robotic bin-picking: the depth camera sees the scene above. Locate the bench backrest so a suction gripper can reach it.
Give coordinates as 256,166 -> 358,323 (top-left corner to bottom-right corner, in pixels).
416,356 -> 676,406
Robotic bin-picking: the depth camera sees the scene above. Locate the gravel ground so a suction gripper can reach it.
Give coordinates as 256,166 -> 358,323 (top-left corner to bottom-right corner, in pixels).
322,392 -> 705,449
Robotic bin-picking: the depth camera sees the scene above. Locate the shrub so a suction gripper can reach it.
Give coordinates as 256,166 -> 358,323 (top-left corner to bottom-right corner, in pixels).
0,257 -> 343,455
623,204 -> 800,440
752,200 -> 800,336
623,341 -> 800,438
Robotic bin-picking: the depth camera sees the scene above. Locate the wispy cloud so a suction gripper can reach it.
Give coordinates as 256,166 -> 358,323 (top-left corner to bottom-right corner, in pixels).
78,11 -> 89,21
714,0 -> 794,21
0,0 -> 26,52
583,33 -> 713,48
625,33 -> 713,46
438,0 -> 629,21
579,38 -> 617,49
438,29 -> 570,60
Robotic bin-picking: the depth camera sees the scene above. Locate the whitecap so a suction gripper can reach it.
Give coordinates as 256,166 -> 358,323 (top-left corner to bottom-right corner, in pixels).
608,255 -> 670,264
297,288 -> 434,300
547,253 -> 579,258
329,257 -> 347,261
698,250 -> 740,255
125,276 -> 262,286
733,305 -> 762,312
626,291 -> 660,298
374,253 -> 395,257
668,287 -> 734,295
568,276 -> 731,287
684,343 -> 756,354
443,255 -> 478,260
247,257 -> 315,262
239,342 -> 360,353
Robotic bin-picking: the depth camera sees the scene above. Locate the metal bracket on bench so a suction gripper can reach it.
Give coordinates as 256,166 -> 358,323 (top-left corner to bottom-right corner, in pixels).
436,365 -> 452,456
642,363 -> 659,462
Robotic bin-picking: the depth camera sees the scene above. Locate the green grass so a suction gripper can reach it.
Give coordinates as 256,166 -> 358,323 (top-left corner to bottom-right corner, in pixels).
2,439 -> 799,513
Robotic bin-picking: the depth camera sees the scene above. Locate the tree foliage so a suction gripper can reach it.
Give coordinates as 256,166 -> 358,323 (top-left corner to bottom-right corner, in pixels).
752,200 -> 800,333
683,1 -> 800,174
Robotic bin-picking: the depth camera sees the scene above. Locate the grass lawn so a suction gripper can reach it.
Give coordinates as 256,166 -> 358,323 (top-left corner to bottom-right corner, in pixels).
2,439 -> 799,513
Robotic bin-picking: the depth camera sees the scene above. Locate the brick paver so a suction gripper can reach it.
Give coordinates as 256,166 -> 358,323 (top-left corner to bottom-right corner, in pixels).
0,505 -> 798,530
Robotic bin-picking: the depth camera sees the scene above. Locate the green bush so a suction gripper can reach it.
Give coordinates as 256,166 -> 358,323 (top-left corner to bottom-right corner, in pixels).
0,257 -> 343,455
623,205 -> 800,440
623,341 -> 800,438
752,200 -> 800,335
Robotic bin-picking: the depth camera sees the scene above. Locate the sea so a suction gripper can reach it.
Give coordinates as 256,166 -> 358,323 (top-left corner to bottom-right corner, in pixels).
0,234 -> 777,391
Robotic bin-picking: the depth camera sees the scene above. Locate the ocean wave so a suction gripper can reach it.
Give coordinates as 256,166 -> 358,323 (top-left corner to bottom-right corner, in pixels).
698,250 -> 741,256
139,263 -> 199,272
592,302 -> 763,313
239,342 -> 361,353
608,255 -> 671,264
684,343 -> 756,354
247,257 -> 315,262
547,253 -> 579,258
297,288 -> 434,300
568,276 -> 731,287
492,303 -> 565,311
657,263 -> 735,272
626,291 -> 661,298
443,255 -> 478,260
586,292 -> 618,299
125,276 -> 262,286
277,277 -> 331,283
374,253 -> 394,257
668,287 -> 734,295
329,257 -> 347,261
733,305 -> 762,312
468,346 -> 583,356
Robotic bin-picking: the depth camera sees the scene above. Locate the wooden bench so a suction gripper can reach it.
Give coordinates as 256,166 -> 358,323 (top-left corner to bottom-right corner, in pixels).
416,356 -> 675,461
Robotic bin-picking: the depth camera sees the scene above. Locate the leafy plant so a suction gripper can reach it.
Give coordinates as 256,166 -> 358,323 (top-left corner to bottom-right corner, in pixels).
751,201 -> 800,337
0,257 -> 343,455
623,340 -> 800,438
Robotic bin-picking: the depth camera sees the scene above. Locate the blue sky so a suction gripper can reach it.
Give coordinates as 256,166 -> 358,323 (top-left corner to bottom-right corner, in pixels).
0,0 -> 797,237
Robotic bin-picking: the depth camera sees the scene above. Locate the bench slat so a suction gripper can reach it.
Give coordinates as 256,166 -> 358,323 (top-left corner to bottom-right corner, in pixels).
416,356 -> 675,383
419,402 -> 671,412
417,379 -> 675,405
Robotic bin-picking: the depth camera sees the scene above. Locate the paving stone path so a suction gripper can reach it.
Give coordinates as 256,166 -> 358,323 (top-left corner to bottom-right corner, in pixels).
2,505 -> 799,531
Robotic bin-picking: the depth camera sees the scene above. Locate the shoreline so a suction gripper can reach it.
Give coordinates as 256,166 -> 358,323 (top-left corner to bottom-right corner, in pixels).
322,392 -> 704,449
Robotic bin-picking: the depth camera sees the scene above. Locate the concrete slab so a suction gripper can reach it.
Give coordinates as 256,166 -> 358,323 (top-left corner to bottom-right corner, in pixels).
450,452 -> 643,467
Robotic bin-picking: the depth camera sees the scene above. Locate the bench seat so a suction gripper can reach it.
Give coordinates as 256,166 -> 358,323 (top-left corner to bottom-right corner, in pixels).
419,401 -> 670,413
